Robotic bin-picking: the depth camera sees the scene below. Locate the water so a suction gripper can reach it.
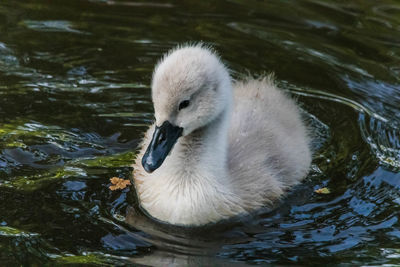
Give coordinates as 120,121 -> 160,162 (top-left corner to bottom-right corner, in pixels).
0,0 -> 399,265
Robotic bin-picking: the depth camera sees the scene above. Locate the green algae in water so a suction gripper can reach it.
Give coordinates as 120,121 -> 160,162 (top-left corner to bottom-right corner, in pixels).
1,152 -> 134,191
54,254 -> 113,265
72,152 -> 135,169
0,226 -> 38,237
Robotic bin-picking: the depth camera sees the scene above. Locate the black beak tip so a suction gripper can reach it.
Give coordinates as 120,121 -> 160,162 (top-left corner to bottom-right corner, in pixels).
142,157 -> 156,173
143,164 -> 154,173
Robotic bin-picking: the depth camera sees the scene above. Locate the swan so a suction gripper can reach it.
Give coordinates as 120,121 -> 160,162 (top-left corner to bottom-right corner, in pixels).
132,44 -> 311,226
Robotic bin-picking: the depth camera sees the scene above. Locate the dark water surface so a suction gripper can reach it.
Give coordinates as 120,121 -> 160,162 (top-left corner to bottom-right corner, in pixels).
1,0 -> 400,265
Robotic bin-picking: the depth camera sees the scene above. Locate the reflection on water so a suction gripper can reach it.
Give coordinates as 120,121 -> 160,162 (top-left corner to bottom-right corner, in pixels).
0,0 -> 399,265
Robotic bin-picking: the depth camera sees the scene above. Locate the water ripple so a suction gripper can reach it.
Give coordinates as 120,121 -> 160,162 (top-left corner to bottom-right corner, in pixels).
23,20 -> 88,34
359,114 -> 400,169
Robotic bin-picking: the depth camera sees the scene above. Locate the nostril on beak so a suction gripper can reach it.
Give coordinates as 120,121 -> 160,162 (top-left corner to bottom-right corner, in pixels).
158,132 -> 166,143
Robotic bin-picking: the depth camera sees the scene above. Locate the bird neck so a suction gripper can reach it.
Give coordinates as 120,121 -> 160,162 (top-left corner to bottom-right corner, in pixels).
169,99 -> 232,181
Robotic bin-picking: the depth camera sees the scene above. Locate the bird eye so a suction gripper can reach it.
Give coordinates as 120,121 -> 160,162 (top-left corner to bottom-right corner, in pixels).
178,100 -> 190,111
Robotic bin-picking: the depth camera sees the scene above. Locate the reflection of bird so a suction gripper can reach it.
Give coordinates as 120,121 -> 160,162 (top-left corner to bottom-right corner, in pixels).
132,44 -> 311,226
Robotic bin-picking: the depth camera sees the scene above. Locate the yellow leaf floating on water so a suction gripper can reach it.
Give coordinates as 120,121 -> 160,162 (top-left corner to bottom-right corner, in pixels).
314,187 -> 331,194
109,177 -> 131,191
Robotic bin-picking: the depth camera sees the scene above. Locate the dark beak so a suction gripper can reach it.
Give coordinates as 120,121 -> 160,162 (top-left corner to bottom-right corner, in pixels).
142,121 -> 183,173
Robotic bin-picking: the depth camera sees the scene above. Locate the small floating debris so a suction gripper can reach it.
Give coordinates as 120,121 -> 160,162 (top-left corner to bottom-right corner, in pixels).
109,177 -> 131,191
314,187 -> 331,194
